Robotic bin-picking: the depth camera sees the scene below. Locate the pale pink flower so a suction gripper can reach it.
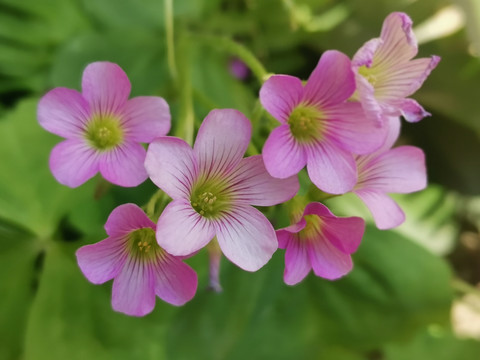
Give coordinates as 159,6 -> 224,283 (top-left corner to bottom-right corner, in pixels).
352,12 -> 440,124
76,203 -> 197,317
277,202 -> 365,285
38,62 -> 171,187
260,50 -> 386,195
145,109 -> 299,271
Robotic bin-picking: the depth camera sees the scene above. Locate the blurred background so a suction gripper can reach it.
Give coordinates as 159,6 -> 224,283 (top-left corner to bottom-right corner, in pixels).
0,0 -> 479,359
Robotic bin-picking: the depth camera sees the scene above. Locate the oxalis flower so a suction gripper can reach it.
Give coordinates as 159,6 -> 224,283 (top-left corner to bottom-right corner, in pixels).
352,12 -> 440,124
145,109 -> 299,271
353,117 -> 427,229
277,202 -> 365,285
260,50 -> 386,195
76,203 -> 197,317
38,61 -> 171,187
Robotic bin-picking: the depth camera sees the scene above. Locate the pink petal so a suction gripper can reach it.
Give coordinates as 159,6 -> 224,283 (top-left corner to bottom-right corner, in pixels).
354,189 -> 405,229
111,256 -> 155,316
214,205 -> 277,272
394,98 -> 431,123
308,238 -> 353,280
284,238 -> 311,285
354,74 -> 384,126
259,75 -> 303,123
324,102 -> 387,155
76,236 -> 128,284
262,124 -> 307,178
156,199 -> 216,256
378,116 -> 401,151
122,96 -> 171,142
357,146 -> 426,193
227,155 -> 299,206
153,254 -> 198,306
37,88 -> 90,138
104,203 -> 156,237
276,219 -> 307,249
98,141 -> 148,187
303,50 -> 356,107
82,62 -> 131,115
145,137 -> 198,200
304,202 -> 364,254
352,38 -> 383,68
305,141 -> 357,195
49,139 -> 99,188
194,109 -> 251,178
376,12 -> 418,66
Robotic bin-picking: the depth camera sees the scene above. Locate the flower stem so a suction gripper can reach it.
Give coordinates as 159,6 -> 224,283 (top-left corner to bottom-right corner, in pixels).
164,0 -> 177,80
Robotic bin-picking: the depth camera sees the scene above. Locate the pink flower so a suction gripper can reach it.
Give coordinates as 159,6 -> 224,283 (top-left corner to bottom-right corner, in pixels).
38,61 -> 171,188
353,117 -> 427,229
260,50 -> 386,195
76,203 -> 197,317
352,12 -> 440,124
277,202 -> 365,285
145,109 -> 299,271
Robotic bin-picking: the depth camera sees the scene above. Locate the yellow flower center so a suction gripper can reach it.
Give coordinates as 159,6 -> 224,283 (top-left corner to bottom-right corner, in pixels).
287,105 -> 325,142
128,227 -> 163,259
190,180 -> 231,219
85,114 -> 124,150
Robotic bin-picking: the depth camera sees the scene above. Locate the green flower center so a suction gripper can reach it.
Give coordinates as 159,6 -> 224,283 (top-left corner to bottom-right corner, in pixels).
298,214 -> 323,241
85,115 -> 123,151
358,65 -> 379,87
128,227 -> 162,259
190,180 -> 231,219
287,105 -> 324,142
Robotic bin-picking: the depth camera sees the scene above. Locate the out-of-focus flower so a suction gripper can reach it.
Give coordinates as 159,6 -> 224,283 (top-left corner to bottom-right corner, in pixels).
277,202 -> 365,285
260,50 -> 386,195
145,109 -> 299,271
352,12 -> 440,125
38,61 -> 171,187
76,203 -> 197,317
229,58 -> 250,80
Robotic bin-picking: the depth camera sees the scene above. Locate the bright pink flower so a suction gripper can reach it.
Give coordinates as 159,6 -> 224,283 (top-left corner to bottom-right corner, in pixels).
277,202 -> 365,285
260,50 -> 386,195
352,12 -> 440,124
38,62 -> 171,187
76,203 -> 197,317
145,109 -> 299,272
353,117 -> 427,229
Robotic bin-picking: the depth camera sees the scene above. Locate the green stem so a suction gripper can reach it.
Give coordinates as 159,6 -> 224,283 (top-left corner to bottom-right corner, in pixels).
164,0 -> 177,80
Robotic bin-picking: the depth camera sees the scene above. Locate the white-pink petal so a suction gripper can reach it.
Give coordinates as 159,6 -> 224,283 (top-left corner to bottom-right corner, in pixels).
227,155 -> 299,206
98,141 -> 148,187
156,199 -> 216,256
76,236 -> 128,284
194,109 -> 251,178
354,189 -> 405,230
145,137 -> 198,200
214,205 -> 277,272
262,124 -> 307,179
49,139 -> 99,188
38,88 -> 90,138
394,98 -> 431,123
104,203 -> 156,237
122,96 -> 171,143
259,75 -> 304,123
284,239 -> 311,285
82,62 -> 131,116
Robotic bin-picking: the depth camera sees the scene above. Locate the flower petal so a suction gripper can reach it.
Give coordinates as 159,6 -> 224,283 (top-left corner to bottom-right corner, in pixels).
227,155 -> 299,206
98,141 -> 148,187
306,141 -> 357,194
194,109 -> 251,177
276,218 -> 307,249
38,88 -> 90,138
354,189 -> 405,229
122,96 -> 171,142
324,102 -> 387,155
111,257 -> 155,316
284,238 -> 311,285
145,137 -> 198,200
49,139 -> 99,187
76,236 -> 128,284
393,98 -> 431,123
303,202 -> 365,254
303,50 -> 356,107
352,38 -> 383,68
357,146 -> 426,193
104,203 -> 156,237
156,199 -> 216,256
354,74 -> 385,126
215,205 -> 277,272
262,124 -> 307,178
153,254 -> 198,306
308,237 -> 353,280
82,62 -> 131,115
259,75 -> 303,123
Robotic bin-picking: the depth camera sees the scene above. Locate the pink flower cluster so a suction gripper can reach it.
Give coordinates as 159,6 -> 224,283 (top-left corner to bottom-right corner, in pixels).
38,12 -> 437,316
